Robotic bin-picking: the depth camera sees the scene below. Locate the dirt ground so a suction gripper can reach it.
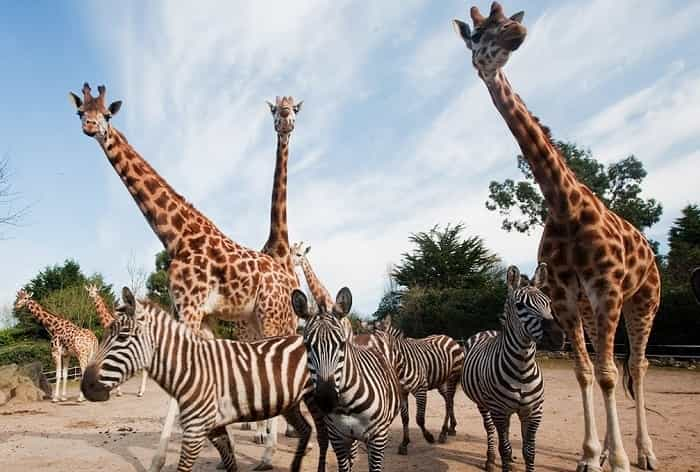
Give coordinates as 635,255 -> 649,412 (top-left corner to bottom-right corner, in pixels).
0,359 -> 698,472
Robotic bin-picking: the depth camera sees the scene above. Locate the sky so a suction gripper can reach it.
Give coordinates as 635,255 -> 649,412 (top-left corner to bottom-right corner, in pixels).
1,0 -> 699,321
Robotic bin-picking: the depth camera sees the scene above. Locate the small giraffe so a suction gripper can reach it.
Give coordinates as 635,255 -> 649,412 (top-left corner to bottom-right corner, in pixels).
85,284 -> 148,397
15,289 -> 98,403
291,241 -> 353,336
69,83 -> 299,471
454,4 -> 660,471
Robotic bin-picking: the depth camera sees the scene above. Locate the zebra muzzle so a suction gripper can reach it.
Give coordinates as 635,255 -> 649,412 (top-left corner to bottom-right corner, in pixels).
314,380 -> 339,414
80,364 -> 111,402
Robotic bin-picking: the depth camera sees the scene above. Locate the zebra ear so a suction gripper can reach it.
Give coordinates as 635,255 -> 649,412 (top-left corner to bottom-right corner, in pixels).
291,290 -> 310,319
506,265 -> 521,292
533,262 -> 548,288
333,287 -> 352,318
121,287 -> 136,317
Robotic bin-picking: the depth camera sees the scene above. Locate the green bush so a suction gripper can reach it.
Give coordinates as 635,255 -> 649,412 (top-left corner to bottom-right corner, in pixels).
0,340 -> 53,369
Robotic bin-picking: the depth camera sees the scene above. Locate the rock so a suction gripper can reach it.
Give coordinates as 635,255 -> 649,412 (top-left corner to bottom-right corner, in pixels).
0,364 -> 20,391
11,377 -> 45,403
18,362 -> 51,398
0,389 -> 8,407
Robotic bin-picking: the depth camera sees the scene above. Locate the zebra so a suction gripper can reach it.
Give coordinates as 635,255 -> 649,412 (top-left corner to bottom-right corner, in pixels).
80,287 -> 321,472
461,263 -> 557,472
291,287 -> 401,472
367,317 -> 464,455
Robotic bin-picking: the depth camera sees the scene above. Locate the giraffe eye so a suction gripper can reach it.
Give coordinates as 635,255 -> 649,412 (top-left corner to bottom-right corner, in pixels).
77,110 -> 84,117
471,32 -> 482,42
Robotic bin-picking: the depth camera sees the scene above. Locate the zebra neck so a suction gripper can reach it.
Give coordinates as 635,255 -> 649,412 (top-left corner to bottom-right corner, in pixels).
149,312 -> 200,397
499,326 -> 537,367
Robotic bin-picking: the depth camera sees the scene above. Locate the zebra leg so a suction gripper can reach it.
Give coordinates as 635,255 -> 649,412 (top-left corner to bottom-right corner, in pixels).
437,381 -> 457,442
175,427 -> 207,472
478,406 -> 498,472
137,369 -> 148,397
328,428 -> 352,472
520,409 -> 542,472
253,417 -> 277,471
209,426 -> 237,472
253,420 -> 269,445
398,390 -> 411,455
415,388 -> 435,444
305,397 -> 329,472
149,397 -> 179,472
283,404 -> 313,472
367,432 -> 389,472
492,412 -> 514,472
349,440 -> 359,468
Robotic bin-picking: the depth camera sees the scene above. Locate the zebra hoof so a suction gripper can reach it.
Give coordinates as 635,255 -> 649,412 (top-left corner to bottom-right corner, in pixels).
423,431 -> 435,444
252,462 -> 273,471
485,459 -> 497,472
576,461 -> 603,472
438,432 -> 447,444
216,461 -> 226,470
51,398 -> 59,403
137,392 -> 144,398
398,444 -> 408,455
448,428 -> 457,436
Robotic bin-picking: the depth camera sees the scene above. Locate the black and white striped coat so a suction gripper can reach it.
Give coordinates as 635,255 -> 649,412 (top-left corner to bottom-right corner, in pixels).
461,264 -> 554,472
292,287 -> 401,472
81,288 -> 320,472
367,318 -> 464,454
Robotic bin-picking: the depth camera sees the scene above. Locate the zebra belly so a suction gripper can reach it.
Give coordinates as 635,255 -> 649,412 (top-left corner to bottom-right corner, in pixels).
328,412 -> 372,442
214,394 -> 290,426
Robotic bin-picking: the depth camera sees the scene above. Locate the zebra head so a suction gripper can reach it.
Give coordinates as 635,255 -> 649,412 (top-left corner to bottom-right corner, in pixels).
292,287 -> 353,414
81,287 -> 155,402
503,264 -> 554,345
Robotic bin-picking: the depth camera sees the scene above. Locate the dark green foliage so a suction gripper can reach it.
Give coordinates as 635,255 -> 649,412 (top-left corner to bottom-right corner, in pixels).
146,250 -> 174,312
665,205 -> 700,285
0,340 -> 53,369
14,260 -> 115,339
486,141 -> 662,234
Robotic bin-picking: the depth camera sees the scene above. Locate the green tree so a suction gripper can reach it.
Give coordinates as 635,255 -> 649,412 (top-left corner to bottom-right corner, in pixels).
665,204 -> 700,285
486,141 -> 662,234
146,250 -> 174,311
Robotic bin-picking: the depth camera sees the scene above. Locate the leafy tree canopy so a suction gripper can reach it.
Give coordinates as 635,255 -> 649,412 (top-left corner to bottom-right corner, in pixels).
146,250 -> 174,312
486,141 -> 662,234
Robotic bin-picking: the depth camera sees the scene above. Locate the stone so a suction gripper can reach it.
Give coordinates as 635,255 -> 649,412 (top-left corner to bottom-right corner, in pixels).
0,389 -> 8,407
0,364 -> 20,391
18,362 -> 51,398
11,377 -> 45,403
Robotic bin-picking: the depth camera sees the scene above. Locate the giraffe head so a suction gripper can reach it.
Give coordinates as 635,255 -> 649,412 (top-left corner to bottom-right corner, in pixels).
14,289 -> 32,309
267,96 -> 303,136
453,2 -> 526,80
68,83 -> 122,140
291,241 -> 311,268
84,284 -> 100,298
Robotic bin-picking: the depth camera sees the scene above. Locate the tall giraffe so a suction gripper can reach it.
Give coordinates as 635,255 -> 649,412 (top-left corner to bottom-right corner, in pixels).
454,4 -> 660,472
69,83 -> 299,471
291,242 -> 353,336
15,289 -> 98,403
85,284 -> 148,397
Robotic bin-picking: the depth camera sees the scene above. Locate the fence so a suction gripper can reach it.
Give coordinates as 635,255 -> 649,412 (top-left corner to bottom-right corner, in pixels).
42,366 -> 83,384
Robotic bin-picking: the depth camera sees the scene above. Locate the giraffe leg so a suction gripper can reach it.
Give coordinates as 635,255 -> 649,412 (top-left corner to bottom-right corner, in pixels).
61,355 -> 70,401
589,289 -> 630,472
253,417 -> 277,471
622,282 -> 660,471
77,355 -> 89,402
149,397 -> 179,472
415,388 -> 435,444
138,369 -> 148,397
51,348 -> 61,403
478,405 -> 498,472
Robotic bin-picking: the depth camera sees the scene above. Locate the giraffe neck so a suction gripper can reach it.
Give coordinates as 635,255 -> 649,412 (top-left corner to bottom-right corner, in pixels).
89,293 -> 115,329
300,258 -> 334,310
98,127 -> 225,255
263,133 -> 292,269
24,301 -> 64,336
483,70 -> 583,220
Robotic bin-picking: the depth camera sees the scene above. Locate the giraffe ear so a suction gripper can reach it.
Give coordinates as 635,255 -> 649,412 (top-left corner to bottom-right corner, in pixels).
506,265 -> 521,292
533,263 -> 548,288
108,101 -> 122,116
69,92 -> 82,109
291,289 -> 310,319
510,11 -> 525,23
304,246 -> 311,256
333,287 -> 352,318
293,101 -> 303,114
267,101 -> 277,115
452,19 -> 473,50
121,287 -> 136,317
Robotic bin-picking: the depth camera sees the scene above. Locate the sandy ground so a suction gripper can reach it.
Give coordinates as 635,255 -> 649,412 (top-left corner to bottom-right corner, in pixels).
0,359 -> 698,472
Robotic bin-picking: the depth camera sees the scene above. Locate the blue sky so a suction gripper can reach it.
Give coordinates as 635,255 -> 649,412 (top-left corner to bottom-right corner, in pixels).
1,0 -> 699,320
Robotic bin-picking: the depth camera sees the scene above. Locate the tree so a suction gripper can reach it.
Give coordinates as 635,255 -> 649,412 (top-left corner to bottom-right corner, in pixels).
665,204 -> 700,285
146,250 -> 174,311
126,252 -> 148,299
486,141 -> 662,234
0,157 -> 27,237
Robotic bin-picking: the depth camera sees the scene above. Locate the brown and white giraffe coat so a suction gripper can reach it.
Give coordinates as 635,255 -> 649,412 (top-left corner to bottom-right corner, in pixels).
15,289 -> 97,403
454,4 -> 660,472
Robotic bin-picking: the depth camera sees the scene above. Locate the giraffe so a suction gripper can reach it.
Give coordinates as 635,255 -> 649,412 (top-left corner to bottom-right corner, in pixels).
69,83 -> 299,471
453,4 -> 661,471
14,289 -> 98,403
291,241 -> 354,336
85,284 -> 148,397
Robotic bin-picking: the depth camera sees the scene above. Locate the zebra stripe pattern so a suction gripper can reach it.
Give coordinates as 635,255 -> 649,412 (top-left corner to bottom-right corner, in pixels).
292,287 -> 401,472
461,263 -> 554,472
370,317 -> 464,455
81,287 -> 318,472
